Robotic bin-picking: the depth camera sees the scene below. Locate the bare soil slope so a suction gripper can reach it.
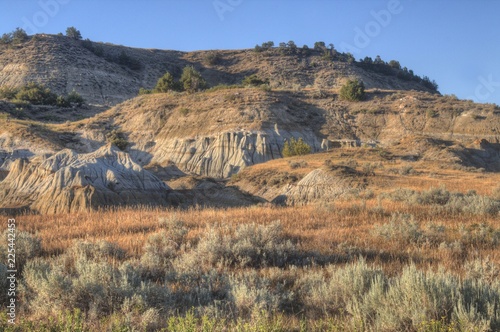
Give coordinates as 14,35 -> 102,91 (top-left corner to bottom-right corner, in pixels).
0,34 -> 436,105
0,144 -> 171,214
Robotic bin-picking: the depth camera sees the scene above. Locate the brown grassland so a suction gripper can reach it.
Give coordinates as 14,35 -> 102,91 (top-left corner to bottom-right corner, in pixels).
4,148 -> 500,331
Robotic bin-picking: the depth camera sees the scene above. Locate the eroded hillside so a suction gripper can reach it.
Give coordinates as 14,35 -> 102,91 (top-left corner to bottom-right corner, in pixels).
0,34 -> 436,105
0,34 -> 499,213
1,88 -> 499,181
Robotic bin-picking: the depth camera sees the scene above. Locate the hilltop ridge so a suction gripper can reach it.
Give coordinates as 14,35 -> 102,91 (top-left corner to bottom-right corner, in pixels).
0,34 -> 437,105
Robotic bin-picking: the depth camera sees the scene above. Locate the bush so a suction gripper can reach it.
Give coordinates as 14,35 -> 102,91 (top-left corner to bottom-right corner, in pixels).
492,186 -> 500,200
107,130 -> 128,151
117,51 -> 141,70
261,41 -> 274,50
141,216 -> 188,278
56,95 -> 70,107
81,39 -> 104,57
180,66 -> 207,93
65,90 -> 85,106
417,187 -> 452,205
282,137 -> 312,157
0,33 -> 13,45
22,240 -> 171,320
140,231 -> 179,279
374,213 -> 424,244
15,82 -> 58,105
178,108 -> 190,116
0,86 -> 19,100
339,79 -> 365,101
384,187 -> 500,216
12,28 -> 28,44
153,72 -> 180,93
138,88 -> 152,95
426,109 -> 438,118
388,60 -> 401,70
288,160 -> 308,169
314,41 -> 326,51
193,221 -> 297,269
65,26 -> 82,40
204,51 -> 222,65
242,74 -> 268,87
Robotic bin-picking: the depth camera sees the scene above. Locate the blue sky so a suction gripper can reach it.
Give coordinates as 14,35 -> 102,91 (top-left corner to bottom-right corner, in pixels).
0,0 -> 499,104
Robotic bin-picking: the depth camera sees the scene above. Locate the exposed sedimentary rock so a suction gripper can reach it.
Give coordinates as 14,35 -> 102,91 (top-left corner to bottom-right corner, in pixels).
144,130 -> 322,178
0,145 -> 170,214
274,167 -> 358,205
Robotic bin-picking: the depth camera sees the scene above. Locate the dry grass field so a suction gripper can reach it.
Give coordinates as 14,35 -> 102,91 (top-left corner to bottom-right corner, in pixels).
4,148 -> 500,331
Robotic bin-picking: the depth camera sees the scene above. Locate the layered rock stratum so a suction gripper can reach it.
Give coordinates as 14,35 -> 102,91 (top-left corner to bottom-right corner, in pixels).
0,145 -> 170,214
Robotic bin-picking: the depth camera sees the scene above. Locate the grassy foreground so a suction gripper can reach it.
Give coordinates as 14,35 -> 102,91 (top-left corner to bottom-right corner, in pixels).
2,182 -> 500,331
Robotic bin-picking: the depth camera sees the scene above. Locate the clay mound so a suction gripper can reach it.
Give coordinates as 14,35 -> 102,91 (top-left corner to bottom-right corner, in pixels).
274,167 -> 359,205
0,145 -> 171,214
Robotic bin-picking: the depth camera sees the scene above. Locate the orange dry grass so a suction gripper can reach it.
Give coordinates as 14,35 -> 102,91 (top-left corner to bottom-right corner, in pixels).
16,198 -> 500,275
235,148 -> 500,197
14,147 -> 500,275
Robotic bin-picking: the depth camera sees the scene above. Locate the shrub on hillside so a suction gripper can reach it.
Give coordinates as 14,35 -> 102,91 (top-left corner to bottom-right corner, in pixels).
65,90 -> 85,106
81,38 -> 104,57
0,86 -> 19,100
145,66 -> 207,95
242,74 -> 268,87
0,33 -> 13,45
141,217 -> 188,279
0,84 -> 84,107
180,66 -> 207,93
65,26 -> 82,40
11,28 -> 28,44
107,130 -> 128,151
301,44 -> 311,56
138,87 -> 152,95
15,82 -> 58,105
153,72 -> 178,93
255,41 -> 274,52
56,95 -> 69,107
204,51 -> 222,65
282,137 -> 312,157
339,79 -> 365,101
117,51 -> 142,70
492,186 -> 500,200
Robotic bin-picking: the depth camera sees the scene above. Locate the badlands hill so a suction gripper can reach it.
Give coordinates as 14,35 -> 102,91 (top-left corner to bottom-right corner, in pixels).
0,33 -> 499,213
0,34 -> 436,106
0,145 -> 172,214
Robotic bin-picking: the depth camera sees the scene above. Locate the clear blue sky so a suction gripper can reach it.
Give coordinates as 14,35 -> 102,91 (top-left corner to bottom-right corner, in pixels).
1,0 -> 499,104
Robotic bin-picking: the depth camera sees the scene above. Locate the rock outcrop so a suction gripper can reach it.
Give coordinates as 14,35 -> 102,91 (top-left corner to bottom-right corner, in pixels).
144,130 -> 322,178
273,167 -> 362,205
0,145 -> 171,214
